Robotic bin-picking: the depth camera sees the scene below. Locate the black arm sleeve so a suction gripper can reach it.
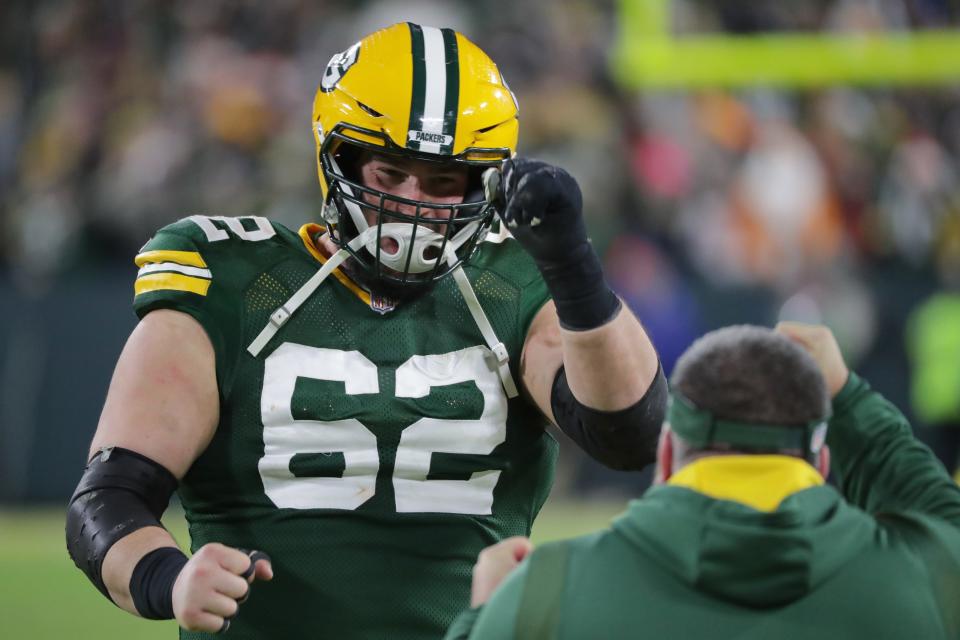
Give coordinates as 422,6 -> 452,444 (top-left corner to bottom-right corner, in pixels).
550,363 -> 668,470
65,447 -> 179,602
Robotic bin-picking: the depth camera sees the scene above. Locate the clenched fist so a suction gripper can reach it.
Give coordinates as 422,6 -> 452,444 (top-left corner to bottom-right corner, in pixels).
485,158 -> 620,331
172,543 -> 273,633
487,158 -> 585,264
775,322 -> 850,397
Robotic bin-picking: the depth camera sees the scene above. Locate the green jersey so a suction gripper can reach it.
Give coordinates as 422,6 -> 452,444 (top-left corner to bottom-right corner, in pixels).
132,215 -> 558,639
446,374 -> 960,640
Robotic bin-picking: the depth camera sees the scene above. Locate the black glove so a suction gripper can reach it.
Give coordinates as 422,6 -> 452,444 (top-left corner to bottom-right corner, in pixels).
486,158 -> 621,330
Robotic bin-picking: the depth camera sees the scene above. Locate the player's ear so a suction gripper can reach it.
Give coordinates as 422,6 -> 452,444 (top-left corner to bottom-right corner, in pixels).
654,424 -> 673,485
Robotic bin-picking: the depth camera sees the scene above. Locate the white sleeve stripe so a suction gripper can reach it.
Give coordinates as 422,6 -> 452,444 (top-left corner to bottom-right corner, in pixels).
137,262 -> 213,279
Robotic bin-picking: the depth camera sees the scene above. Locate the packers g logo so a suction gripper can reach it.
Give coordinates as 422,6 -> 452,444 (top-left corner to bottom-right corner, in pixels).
320,41 -> 360,92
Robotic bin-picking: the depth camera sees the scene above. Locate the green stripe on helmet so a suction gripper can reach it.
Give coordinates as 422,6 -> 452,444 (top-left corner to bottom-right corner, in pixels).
407,23 -> 427,152
440,28 -> 460,155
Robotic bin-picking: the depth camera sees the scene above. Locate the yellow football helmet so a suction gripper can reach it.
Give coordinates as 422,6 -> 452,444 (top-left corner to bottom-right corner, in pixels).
312,22 -> 518,295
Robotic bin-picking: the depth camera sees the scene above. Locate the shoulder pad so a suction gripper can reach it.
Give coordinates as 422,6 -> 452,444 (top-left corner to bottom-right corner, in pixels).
133,215 -> 283,302
155,215 -> 279,245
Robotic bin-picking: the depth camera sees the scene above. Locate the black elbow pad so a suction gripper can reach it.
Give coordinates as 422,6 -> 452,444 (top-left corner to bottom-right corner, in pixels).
550,363 -> 668,470
65,447 -> 179,601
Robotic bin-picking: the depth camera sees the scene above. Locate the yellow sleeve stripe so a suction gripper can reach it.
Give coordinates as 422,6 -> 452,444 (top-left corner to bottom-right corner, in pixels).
135,250 -> 207,269
135,273 -> 212,297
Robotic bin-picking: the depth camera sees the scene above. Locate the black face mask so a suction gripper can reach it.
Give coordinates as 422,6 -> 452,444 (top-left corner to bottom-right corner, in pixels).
320,142 -> 497,295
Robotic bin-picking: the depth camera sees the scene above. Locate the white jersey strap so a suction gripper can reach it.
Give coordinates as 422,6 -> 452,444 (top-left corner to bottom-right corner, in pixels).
248,228 -> 520,400
448,252 -> 519,398
247,228 -> 376,357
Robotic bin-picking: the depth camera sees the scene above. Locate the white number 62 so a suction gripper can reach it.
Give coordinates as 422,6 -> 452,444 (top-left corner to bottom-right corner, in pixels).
257,344 -> 508,514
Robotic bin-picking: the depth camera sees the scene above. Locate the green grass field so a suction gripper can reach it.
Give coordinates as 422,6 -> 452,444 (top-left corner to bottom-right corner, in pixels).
0,500 -> 624,639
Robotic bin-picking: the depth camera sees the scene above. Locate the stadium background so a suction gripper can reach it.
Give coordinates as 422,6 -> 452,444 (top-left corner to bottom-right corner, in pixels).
2,0 -> 959,637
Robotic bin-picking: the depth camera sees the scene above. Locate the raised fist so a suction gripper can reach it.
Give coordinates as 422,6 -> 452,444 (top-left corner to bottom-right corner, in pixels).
775,322 -> 850,397
486,158 -> 586,265
485,157 -> 620,330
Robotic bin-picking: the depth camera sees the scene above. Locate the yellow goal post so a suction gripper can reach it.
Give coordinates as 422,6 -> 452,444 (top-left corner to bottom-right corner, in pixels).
611,0 -> 960,88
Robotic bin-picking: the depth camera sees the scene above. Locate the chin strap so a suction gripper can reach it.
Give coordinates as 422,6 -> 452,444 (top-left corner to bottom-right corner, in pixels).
247,228 -> 519,399
447,249 -> 519,398
247,227 -> 377,357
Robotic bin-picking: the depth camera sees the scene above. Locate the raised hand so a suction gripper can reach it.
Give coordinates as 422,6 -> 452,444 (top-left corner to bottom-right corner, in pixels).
776,322 -> 850,397
488,158 -> 586,263
485,158 -> 620,331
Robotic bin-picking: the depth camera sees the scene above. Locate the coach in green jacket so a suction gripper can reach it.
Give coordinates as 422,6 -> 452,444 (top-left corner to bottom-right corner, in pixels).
445,322 -> 960,640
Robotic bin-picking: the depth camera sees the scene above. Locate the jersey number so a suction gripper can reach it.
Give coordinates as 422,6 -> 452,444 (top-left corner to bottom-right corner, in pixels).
257,344 -> 508,514
188,215 -> 276,242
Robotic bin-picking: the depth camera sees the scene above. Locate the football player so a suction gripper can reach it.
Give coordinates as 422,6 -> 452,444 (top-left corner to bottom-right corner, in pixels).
66,23 -> 666,639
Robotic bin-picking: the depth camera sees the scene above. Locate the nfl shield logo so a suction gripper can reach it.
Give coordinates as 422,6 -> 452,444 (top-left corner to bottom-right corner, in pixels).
370,294 -> 397,315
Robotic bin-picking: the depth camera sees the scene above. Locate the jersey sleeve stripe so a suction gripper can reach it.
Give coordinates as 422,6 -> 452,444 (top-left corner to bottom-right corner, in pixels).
135,249 -> 208,269
137,262 -> 213,279
134,273 -> 212,297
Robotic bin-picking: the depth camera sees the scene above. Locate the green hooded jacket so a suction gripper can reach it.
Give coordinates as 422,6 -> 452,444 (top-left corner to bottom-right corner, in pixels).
444,374 -> 960,639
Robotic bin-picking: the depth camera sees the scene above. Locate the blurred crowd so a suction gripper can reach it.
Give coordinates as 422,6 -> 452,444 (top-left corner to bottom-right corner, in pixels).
2,0 -> 960,489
